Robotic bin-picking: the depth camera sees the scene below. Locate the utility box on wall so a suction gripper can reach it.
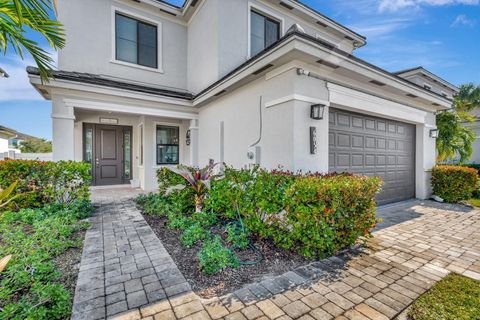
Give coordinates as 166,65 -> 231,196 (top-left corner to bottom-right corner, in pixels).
247,146 -> 261,166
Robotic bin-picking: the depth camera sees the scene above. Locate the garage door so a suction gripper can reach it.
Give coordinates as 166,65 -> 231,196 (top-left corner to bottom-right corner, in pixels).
328,108 -> 415,205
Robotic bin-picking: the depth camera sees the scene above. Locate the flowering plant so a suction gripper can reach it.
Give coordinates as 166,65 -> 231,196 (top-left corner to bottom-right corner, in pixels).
170,163 -> 223,212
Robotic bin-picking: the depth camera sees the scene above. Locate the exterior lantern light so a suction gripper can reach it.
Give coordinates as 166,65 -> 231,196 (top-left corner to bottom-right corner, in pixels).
310,104 -> 325,120
430,128 -> 439,139
186,129 -> 191,146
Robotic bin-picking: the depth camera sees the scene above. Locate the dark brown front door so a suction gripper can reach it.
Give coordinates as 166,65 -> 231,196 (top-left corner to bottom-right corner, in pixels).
84,124 -> 132,186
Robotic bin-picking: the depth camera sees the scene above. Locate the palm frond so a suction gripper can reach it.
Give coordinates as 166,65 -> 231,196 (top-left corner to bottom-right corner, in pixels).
0,0 -> 64,82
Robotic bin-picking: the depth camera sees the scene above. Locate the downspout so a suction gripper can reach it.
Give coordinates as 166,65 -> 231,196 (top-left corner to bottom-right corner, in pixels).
250,96 -> 263,147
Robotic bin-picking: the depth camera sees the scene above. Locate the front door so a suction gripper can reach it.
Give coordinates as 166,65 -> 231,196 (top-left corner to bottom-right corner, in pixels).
84,124 -> 132,186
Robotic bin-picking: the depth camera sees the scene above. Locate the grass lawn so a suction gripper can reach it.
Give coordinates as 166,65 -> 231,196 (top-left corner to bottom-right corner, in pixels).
408,273 -> 480,320
467,198 -> 480,208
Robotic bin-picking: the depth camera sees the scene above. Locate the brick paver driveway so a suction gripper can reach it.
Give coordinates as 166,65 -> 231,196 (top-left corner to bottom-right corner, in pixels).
72,188 -> 480,320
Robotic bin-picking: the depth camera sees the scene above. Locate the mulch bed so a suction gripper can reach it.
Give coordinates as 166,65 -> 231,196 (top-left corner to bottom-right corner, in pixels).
143,214 -> 310,298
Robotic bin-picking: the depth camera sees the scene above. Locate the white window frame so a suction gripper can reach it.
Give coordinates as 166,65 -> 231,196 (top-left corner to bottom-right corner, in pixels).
153,121 -> 181,168
111,6 -> 164,73
247,2 -> 285,59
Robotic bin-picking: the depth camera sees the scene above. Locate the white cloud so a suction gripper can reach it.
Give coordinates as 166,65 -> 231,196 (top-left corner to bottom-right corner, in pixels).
378,0 -> 479,12
0,48 -> 57,102
349,18 -> 413,38
451,14 -> 476,27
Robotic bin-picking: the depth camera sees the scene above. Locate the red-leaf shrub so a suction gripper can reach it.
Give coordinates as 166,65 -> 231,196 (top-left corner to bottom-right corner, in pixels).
432,165 -> 479,203
204,166 -> 382,258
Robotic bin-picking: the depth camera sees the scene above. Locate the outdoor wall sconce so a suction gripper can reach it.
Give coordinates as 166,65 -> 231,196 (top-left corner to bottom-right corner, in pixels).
310,104 -> 326,120
430,128 -> 439,139
186,129 -> 191,146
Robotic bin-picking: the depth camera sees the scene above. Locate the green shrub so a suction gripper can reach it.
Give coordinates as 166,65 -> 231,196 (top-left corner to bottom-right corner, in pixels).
0,159 -> 91,208
197,236 -> 239,275
206,167 -> 382,259
226,223 -> 250,250
0,201 -> 92,319
180,223 -> 210,247
167,212 -> 194,230
134,193 -> 173,216
432,165 -> 479,203
192,211 -> 218,227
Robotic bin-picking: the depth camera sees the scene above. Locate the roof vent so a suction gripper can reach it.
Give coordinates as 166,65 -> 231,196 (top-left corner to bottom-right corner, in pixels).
190,0 -> 199,7
370,80 -> 386,86
286,23 -> 305,35
252,64 -> 274,75
279,1 -> 294,10
316,21 -> 328,27
316,59 -> 339,69
406,93 -> 418,98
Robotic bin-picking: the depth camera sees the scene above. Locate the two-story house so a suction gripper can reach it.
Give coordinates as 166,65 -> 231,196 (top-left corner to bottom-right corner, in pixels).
28,0 -> 453,205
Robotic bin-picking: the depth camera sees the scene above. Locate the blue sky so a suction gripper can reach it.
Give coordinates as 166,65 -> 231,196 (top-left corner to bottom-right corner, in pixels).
1,0 -> 479,140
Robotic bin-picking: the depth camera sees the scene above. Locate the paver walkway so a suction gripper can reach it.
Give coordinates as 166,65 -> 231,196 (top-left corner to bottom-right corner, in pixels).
72,188 -> 480,320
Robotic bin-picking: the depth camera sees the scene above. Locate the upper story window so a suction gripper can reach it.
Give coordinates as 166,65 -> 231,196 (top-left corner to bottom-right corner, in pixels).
115,13 -> 157,69
250,10 -> 280,56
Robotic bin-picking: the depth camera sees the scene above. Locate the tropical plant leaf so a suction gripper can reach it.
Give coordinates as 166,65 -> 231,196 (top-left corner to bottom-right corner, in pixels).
0,0 -> 65,82
0,255 -> 12,273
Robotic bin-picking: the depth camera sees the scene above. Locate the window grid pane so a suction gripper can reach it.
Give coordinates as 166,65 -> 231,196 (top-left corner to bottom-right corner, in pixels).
115,13 -> 157,69
156,126 -> 179,165
250,10 -> 280,56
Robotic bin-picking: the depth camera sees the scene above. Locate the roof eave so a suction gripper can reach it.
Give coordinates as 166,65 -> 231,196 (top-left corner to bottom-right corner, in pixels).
195,32 -> 452,109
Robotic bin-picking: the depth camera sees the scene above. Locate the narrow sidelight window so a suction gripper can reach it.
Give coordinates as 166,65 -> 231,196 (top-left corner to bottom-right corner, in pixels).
156,125 -> 179,165
115,13 -> 158,68
250,10 -> 280,56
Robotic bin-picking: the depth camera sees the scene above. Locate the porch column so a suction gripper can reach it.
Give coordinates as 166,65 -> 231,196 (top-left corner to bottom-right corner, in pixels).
416,113 -> 437,200
189,119 -> 199,167
52,97 -> 75,161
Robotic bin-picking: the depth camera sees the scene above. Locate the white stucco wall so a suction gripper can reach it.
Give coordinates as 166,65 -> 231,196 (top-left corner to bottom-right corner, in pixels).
0,138 -> 8,153
198,64 -> 438,200
56,0 -> 188,91
198,67 -> 329,171
187,0 -> 355,93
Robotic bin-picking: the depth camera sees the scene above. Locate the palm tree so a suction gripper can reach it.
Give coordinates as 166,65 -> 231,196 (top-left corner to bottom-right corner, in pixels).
436,83 -> 480,163
0,0 -> 65,82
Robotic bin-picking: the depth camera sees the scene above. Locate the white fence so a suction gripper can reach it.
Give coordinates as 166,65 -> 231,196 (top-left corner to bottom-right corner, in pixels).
0,151 -> 53,161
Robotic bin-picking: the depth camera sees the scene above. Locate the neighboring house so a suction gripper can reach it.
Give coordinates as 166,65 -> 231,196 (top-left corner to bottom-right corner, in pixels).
0,125 -> 38,154
28,0 -> 454,205
466,108 -> 480,164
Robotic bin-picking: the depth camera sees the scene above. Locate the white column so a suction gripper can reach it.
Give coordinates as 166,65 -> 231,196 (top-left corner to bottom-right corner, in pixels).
189,119 -> 199,167
415,112 -> 437,199
52,97 -> 75,161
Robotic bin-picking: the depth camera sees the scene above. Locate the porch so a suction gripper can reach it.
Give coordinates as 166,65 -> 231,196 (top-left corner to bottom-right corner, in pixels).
51,97 -> 199,191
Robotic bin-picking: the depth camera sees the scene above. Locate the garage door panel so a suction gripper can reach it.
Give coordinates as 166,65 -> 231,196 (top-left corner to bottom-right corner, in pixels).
329,108 -> 415,205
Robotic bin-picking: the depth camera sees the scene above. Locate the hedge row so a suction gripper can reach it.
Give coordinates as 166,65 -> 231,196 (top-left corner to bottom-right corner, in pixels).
0,159 -> 91,208
159,166 -> 383,259
432,165 -> 479,203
